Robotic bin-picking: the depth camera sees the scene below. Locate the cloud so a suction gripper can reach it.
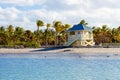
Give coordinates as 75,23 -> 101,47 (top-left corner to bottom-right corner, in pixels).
0,7 -> 20,21
1,0 -> 120,31
0,0 -> 46,6
0,6 -> 33,30
63,0 -> 91,6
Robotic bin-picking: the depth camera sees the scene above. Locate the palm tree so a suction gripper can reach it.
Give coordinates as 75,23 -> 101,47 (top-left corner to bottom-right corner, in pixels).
7,25 -> 14,36
47,30 -> 55,46
53,21 -> 62,46
24,30 -> 32,42
7,25 -> 15,46
100,25 -> 110,43
36,20 -> 44,46
53,21 -> 71,46
93,25 -> 112,44
80,19 -> 88,26
45,23 -> 51,47
64,24 -> 71,42
112,28 -> 120,43
93,27 -> 102,44
0,26 -> 5,33
14,27 -> 24,44
0,26 -> 7,45
57,24 -> 71,46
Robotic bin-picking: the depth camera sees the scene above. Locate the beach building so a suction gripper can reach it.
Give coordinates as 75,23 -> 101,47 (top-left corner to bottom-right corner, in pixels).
65,24 -> 95,46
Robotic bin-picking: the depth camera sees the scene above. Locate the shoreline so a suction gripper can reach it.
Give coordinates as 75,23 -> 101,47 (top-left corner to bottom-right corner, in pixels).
0,48 -> 120,59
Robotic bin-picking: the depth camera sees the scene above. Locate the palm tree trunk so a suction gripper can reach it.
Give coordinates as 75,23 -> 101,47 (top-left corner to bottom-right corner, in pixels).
45,38 -> 48,48
45,33 -> 48,48
37,27 -> 40,46
55,32 -> 57,47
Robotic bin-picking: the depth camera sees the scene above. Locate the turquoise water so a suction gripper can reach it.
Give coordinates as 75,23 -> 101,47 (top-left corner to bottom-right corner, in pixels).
0,58 -> 120,80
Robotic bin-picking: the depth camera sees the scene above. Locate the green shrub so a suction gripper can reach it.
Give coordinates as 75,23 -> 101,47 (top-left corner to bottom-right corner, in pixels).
29,42 -> 40,48
16,41 -> 40,48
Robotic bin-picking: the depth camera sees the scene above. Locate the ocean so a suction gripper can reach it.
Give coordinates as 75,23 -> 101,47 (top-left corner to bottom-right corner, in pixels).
0,55 -> 120,80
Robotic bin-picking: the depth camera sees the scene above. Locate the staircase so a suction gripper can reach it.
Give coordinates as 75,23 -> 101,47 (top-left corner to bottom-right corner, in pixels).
64,37 -> 95,46
64,36 -> 79,46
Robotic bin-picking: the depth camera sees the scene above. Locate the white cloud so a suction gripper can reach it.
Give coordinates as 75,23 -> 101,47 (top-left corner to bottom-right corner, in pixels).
64,0 -> 80,5
62,0 -> 92,9
0,0 -> 32,6
0,0 -> 46,6
1,0 -> 120,31
0,7 -> 33,30
23,17 -> 30,23
0,7 -> 19,21
63,0 -> 90,5
26,9 -> 66,23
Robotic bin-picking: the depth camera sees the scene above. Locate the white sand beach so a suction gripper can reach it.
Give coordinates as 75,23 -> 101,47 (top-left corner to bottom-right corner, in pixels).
0,48 -> 120,54
0,48 -> 120,59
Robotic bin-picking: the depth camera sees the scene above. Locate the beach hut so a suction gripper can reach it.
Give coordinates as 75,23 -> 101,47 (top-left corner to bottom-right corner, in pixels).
65,24 -> 95,46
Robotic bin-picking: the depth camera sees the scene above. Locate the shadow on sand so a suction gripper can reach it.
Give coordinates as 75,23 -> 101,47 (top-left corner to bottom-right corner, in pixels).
30,47 -> 68,52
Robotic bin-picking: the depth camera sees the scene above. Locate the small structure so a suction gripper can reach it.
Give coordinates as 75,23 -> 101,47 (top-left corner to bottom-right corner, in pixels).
65,24 -> 95,46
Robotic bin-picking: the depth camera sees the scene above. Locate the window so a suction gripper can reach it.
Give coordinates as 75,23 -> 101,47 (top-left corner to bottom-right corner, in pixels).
70,31 -> 75,35
89,31 -> 92,34
78,31 -> 80,34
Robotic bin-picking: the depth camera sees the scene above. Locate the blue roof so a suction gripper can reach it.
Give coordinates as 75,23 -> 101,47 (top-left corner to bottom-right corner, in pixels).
68,24 -> 93,31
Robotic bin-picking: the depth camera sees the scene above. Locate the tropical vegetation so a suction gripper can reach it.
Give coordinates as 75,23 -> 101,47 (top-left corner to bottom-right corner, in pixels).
0,19 -> 120,48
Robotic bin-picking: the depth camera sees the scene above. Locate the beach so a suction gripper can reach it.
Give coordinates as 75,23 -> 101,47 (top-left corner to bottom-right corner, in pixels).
1,48 -> 120,80
0,48 -> 120,53
0,48 -> 120,59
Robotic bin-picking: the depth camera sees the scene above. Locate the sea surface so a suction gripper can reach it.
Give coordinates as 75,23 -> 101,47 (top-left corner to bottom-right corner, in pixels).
0,55 -> 120,80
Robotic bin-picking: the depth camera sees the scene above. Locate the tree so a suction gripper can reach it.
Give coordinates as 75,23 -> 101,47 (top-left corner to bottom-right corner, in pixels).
53,21 -> 63,46
6,25 -> 15,46
57,24 -> 71,46
36,20 -> 44,46
93,25 -> 112,44
0,26 -> 7,45
63,24 -> 71,42
14,27 -> 24,44
7,25 -> 14,35
53,21 -> 71,46
0,26 -> 5,33
93,27 -> 101,44
24,30 -> 32,41
80,19 -> 88,26
45,23 -> 51,47
111,28 -> 120,43
101,25 -> 112,43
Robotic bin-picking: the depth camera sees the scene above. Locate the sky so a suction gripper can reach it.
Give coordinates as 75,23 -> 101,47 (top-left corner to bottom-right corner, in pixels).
0,0 -> 120,31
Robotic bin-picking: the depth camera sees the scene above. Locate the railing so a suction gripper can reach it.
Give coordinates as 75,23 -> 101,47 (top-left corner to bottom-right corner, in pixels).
84,40 -> 95,46
64,34 -> 94,46
81,35 -> 93,40
66,36 -> 80,46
